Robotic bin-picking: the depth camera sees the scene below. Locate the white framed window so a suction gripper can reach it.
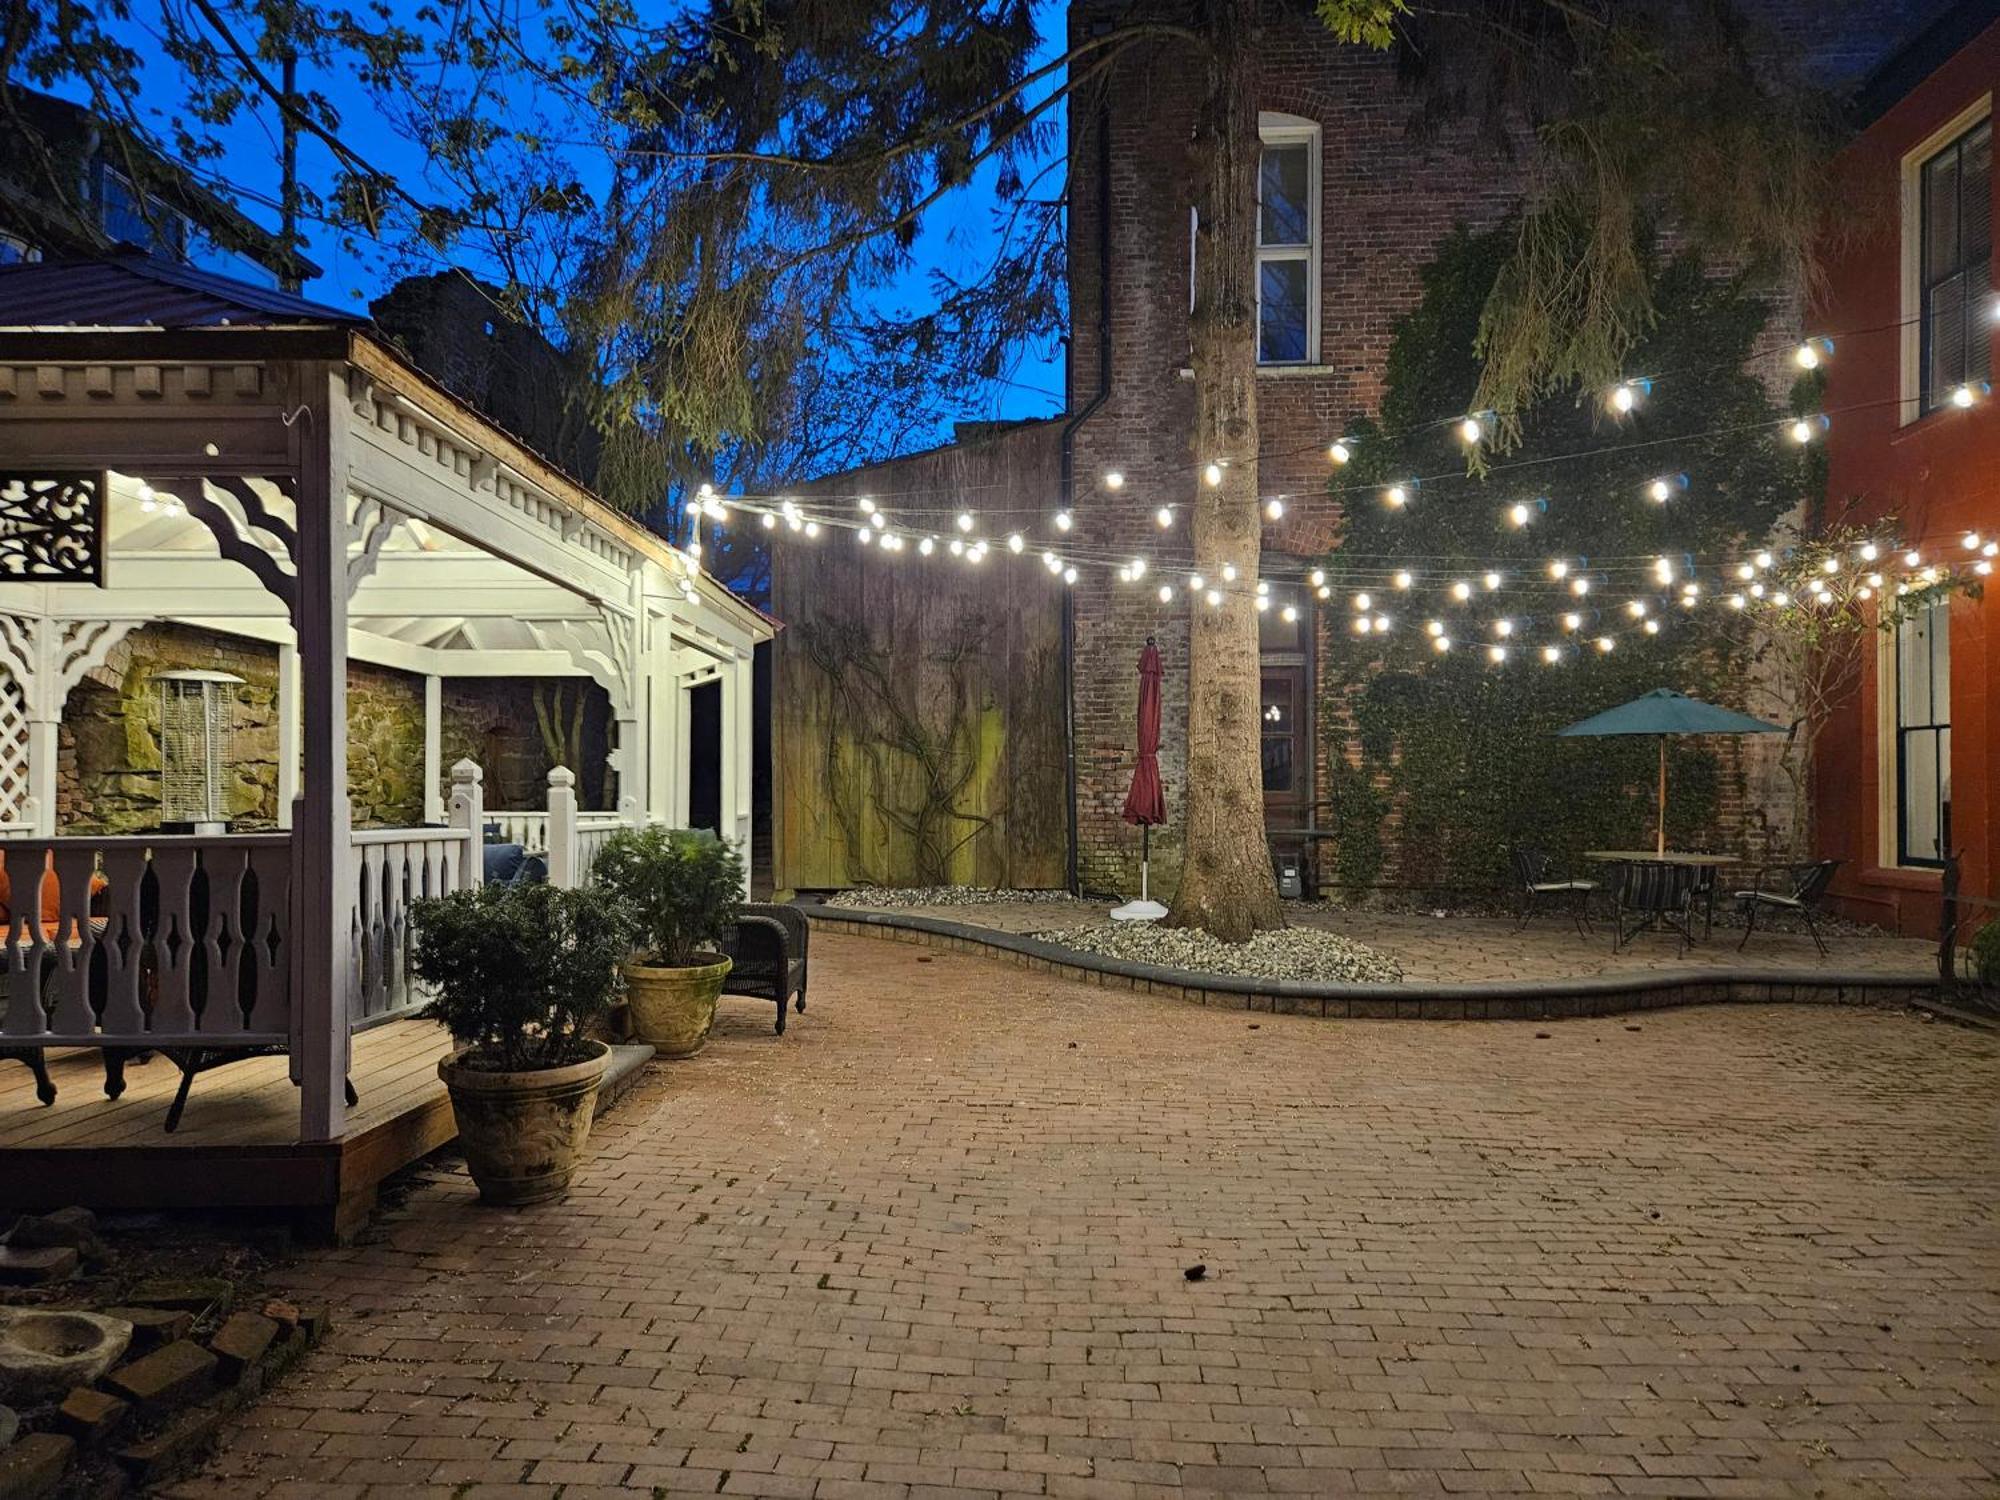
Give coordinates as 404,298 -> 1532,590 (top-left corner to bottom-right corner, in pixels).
1900,98 -> 1992,420
1256,113 -> 1319,366
1890,599 -> 1952,868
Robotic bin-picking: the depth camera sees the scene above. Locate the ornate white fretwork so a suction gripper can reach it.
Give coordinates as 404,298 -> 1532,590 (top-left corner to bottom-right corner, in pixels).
157,475 -> 302,619
527,604 -> 638,717
0,614 -> 141,831
345,494 -> 405,597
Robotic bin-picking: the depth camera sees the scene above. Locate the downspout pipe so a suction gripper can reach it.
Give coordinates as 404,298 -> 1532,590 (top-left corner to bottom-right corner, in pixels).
1057,69 -> 1114,897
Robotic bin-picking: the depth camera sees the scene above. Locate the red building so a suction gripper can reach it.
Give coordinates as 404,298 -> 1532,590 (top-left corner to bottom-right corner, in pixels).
1815,2 -> 2000,936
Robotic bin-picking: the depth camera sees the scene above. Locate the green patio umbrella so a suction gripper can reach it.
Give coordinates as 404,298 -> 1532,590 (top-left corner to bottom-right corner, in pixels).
1556,689 -> 1785,856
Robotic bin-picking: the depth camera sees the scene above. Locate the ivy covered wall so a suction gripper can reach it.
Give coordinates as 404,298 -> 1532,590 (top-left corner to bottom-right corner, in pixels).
1318,229 -> 1812,893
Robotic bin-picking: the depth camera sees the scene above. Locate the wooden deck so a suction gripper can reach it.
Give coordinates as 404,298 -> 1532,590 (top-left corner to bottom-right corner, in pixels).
0,1019 -> 458,1239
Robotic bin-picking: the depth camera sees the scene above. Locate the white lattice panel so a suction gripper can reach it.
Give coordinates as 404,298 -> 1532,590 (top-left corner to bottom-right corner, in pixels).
0,677 -> 26,827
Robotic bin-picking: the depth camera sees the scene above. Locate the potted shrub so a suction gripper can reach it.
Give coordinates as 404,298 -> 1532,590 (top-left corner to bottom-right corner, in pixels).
593,826 -> 745,1057
410,880 -> 632,1206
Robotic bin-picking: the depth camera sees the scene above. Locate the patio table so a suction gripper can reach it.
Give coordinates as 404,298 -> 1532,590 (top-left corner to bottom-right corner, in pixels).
1584,851 -> 1736,944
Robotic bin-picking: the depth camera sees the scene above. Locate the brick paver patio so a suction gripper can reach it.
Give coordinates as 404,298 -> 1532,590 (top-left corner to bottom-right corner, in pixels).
173,932 -> 1998,1499
832,901 -> 1936,984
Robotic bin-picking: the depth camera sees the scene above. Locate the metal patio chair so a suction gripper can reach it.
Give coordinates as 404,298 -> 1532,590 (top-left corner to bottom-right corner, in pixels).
1733,859 -> 1842,958
1612,860 -> 1699,956
1509,846 -> 1598,937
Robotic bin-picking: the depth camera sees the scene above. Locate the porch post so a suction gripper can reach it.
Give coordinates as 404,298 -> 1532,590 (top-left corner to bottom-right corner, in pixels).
546,765 -> 578,888
294,369 -> 353,1144
616,572 -> 647,825
448,759 -> 486,888
648,611 -> 682,827
276,642 -> 299,830
22,720 -> 55,838
422,674 -> 443,824
723,648 -> 754,891
671,683 -> 692,828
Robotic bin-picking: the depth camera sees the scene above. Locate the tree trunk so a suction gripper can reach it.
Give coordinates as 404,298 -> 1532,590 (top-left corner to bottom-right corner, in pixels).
1166,0 -> 1284,943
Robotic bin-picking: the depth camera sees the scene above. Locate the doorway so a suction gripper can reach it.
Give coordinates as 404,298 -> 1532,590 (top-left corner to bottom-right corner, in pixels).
687,680 -> 722,833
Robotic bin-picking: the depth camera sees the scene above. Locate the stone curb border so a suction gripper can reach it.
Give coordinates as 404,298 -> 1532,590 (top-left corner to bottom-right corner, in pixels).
808,908 -> 1941,1020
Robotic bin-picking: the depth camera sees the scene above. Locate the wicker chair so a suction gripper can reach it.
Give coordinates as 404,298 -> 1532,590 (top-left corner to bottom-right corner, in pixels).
1733,859 -> 1841,957
722,902 -> 810,1034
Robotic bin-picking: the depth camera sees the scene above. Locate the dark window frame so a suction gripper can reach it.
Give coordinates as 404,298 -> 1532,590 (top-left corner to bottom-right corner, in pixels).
1894,601 -> 1952,869
1917,117 -> 1992,413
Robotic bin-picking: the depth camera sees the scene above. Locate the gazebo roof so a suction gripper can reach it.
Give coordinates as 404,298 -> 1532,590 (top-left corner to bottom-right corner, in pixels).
0,252 -> 360,329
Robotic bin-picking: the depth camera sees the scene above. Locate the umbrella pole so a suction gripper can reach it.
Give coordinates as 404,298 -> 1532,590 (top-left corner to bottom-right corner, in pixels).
1141,824 -> 1151,902
1657,737 -> 1668,857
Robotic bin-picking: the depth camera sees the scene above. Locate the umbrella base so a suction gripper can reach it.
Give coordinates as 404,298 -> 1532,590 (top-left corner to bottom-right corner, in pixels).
1110,899 -> 1168,922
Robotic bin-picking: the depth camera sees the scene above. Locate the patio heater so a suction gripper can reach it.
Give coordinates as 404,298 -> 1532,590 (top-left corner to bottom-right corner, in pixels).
155,669 -> 243,835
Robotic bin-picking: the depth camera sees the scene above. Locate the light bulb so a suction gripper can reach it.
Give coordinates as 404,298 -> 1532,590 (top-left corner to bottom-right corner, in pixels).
1459,416 -> 1483,445
1451,580 -> 1473,601
1432,635 -> 1451,653
1610,382 -> 1638,413
689,540 -> 704,560
804,521 -> 820,538
1205,589 -> 1222,607
1482,571 -> 1502,591
918,536 -> 935,556
870,511 -> 886,529
1393,570 -> 1413,590
857,529 -> 872,546
1648,477 -> 1674,503
761,512 -> 777,530
1256,580 -> 1270,596
1103,470 -> 1125,490
1046,553 -> 1063,574
1549,560 -> 1569,580
1866,572 -> 1883,587
1571,577 -> 1591,596
1964,531 -> 1983,550
1643,618 -> 1661,635
1904,550 -> 1921,567
1597,637 -> 1615,653
1789,417 -> 1815,444
1127,558 -> 1146,579
1386,484 -> 1409,508
1156,506 -> 1174,529
1953,383 -> 1978,408
1354,592 -> 1372,610
1317,586 -> 1331,600
1542,645 -> 1562,664
1493,618 -> 1513,637
1772,591 -> 1790,606
1794,341 -> 1821,370
1256,596 -> 1270,612
1309,568 -> 1327,588
1354,616 -> 1373,635
1737,563 -> 1755,580
1821,555 -> 1839,573
1508,503 -> 1531,528
1728,593 -> 1746,609
956,511 -> 975,532
857,496 -> 876,514
1063,567 -> 1078,585
1055,510 -> 1073,532
1562,613 -> 1581,631
1158,584 -> 1174,603
1222,564 -> 1238,582
949,538 -> 965,556
1859,542 -> 1878,562
1281,604 -> 1298,623
1654,557 -> 1675,583
1203,462 -> 1224,487
787,515 -> 803,532
1329,440 -> 1352,465
1008,533 -> 1025,553
1264,498 -> 1286,521
1626,599 -> 1647,618
1190,574 -> 1205,590
1488,645 -> 1507,664
1426,620 -> 1445,637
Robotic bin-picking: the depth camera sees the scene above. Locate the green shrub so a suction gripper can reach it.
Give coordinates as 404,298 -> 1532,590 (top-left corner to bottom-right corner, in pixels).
409,881 -> 631,1071
592,825 -> 745,967
1971,918 -> 2000,988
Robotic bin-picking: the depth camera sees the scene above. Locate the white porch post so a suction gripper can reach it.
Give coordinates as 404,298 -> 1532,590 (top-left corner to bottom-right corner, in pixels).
671,682 -> 692,828
647,614 -> 682,828
448,759 -> 486,887
616,573 -> 647,825
546,766 -> 578,888
22,719 -> 55,838
295,372 -> 353,1144
721,649 -> 753,892
422,674 -> 443,824
276,642 -> 300,830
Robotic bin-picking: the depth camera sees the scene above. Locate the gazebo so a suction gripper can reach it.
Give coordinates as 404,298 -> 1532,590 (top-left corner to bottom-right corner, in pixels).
0,256 -> 771,1217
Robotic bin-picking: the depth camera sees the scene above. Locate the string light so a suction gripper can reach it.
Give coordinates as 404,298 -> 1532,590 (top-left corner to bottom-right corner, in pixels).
761,512 -> 777,530
1458,414 -> 1485,445
1353,592 -> 1372,610
1129,558 -> 1147,579
1354,616 -> 1373,634
1189,573 -> 1205,590
1481,570 -> 1502,591
1385,482 -> 1411,509
1609,378 -> 1649,414
1255,596 -> 1270,612
1904,550 -> 1922,567
1549,559 -> 1569,580
1952,382 -> 1982,408
1432,635 -> 1452,653
803,521 -> 820,537
1794,337 -> 1833,370
1007,533 -> 1025,553
1647,474 -> 1685,504
1626,600 -> 1648,618
1425,619 -> 1445,637
1570,577 -> 1592,597
1205,588 -> 1222,607
857,496 -> 876,514
1309,569 -> 1327,588
1203,462 -> 1224,487
1643,618 -> 1661,635
1507,503 -> 1531,528
1393,570 -> 1413,590
869,511 -> 886,529
1493,618 -> 1514,637
1561,613 -> 1582,631
1222,564 -> 1238,582
1045,553 -> 1063,574
1788,414 -> 1828,444
1329,439 -> 1352,465
1103,471 -> 1125,490
1264,498 -> 1286,520
918,536 -> 935,556
1054,510 -> 1073,532
1541,645 -> 1562,664
1156,506 -> 1175,529
1597,637 -> 1615,653
1964,531 -> 1983,550
949,537 -> 965,556
1063,566 -> 1078,585
1158,584 -> 1174,602
1451,580 -> 1473,601
1281,604 -> 1298,623
956,511 -> 975,532
1488,644 -> 1508,663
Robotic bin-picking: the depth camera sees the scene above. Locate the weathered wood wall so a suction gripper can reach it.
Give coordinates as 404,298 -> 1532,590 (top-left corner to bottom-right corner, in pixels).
773,421 -> 1068,892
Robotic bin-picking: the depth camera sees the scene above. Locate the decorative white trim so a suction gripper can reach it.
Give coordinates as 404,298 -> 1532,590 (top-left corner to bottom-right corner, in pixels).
1256,112 -> 1322,368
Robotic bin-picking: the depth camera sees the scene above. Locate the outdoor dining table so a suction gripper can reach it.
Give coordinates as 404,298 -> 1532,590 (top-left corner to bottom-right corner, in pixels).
1584,850 -> 1737,945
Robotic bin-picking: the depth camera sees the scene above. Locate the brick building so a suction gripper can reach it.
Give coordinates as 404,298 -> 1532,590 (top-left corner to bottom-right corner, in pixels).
1812,1 -> 2000,935
776,0 -> 1945,900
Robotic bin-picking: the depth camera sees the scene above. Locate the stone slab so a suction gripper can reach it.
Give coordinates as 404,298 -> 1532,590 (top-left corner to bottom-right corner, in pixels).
103,1339 -> 216,1415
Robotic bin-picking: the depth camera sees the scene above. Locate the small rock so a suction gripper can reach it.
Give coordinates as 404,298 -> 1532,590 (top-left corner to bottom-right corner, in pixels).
0,1248 -> 77,1287
55,1387 -> 128,1447
102,1340 -> 217,1416
0,1310 -> 133,1406
1183,1264 -> 1207,1282
0,1432 -> 73,1500
1534,1032 -> 1551,1040
98,1307 -> 192,1351
4,1208 -> 106,1265
207,1313 -> 278,1386
259,1300 -> 300,1331
122,1279 -> 233,1316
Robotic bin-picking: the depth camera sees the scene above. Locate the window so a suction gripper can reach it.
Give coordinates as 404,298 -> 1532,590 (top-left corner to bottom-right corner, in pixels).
1260,676 -> 1295,792
1257,115 -> 1319,365
1918,117 -> 1991,411
1893,600 -> 1951,867
96,165 -> 190,260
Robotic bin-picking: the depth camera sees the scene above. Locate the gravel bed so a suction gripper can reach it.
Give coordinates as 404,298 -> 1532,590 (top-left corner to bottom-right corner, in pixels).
824,886 -> 1083,910
1027,921 -> 1404,985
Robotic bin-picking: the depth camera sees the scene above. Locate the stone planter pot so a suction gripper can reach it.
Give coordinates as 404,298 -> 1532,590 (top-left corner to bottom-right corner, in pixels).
623,954 -> 732,1057
0,1309 -> 132,1405
438,1040 -> 610,1206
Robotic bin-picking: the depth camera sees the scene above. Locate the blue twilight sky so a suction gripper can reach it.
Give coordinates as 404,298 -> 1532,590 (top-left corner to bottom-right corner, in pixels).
71,2 -> 1071,441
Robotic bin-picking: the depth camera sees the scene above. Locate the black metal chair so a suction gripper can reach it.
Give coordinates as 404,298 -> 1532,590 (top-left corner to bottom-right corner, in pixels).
1509,847 -> 1598,937
722,902 -> 810,1035
1733,859 -> 1842,958
1612,860 -> 1699,955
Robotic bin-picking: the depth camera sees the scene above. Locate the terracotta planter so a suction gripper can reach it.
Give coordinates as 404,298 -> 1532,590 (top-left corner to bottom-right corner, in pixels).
623,954 -> 731,1057
438,1041 -> 610,1206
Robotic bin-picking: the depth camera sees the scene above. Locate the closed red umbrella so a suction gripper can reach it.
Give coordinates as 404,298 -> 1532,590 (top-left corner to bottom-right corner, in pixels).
1114,638 -> 1167,920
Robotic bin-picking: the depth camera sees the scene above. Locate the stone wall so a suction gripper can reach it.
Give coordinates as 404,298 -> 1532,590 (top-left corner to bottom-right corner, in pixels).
439,677 -> 612,813
51,624 -> 587,832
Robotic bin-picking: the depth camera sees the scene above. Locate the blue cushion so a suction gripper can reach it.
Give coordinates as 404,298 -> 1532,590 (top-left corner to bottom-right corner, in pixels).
483,842 -> 526,885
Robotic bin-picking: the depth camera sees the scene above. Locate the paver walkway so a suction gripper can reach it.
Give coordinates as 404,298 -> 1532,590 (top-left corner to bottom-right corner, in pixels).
830,901 -> 1935,985
173,932 -> 1999,1499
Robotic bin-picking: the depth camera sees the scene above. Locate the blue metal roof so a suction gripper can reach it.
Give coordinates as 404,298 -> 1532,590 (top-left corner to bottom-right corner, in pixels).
0,252 -> 362,329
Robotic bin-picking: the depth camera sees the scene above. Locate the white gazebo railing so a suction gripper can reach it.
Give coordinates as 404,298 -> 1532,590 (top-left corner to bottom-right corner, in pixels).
488,767 -> 627,887
0,833 -> 294,1046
